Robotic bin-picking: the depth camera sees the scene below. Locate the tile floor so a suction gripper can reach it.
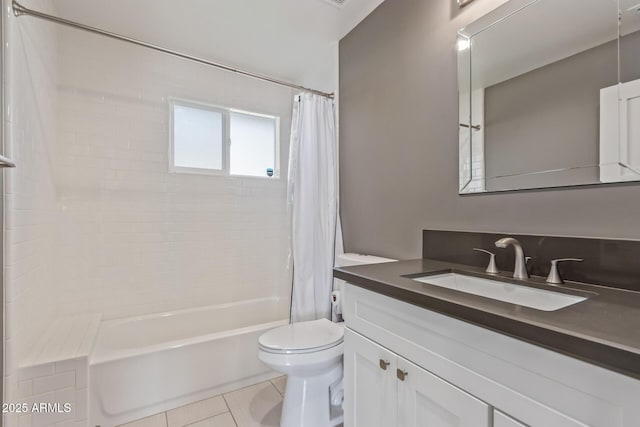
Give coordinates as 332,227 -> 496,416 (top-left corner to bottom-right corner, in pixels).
118,376 -> 287,427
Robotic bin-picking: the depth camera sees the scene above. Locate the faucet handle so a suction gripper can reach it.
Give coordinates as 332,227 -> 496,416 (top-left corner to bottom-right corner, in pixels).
546,258 -> 584,285
473,248 -> 499,274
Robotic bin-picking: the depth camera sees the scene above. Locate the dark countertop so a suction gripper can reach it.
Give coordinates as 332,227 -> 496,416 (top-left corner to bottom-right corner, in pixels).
334,258 -> 640,380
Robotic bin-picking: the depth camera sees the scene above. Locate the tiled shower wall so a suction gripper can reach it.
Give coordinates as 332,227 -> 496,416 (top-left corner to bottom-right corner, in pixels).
4,1 -> 295,419
3,0 -> 60,422
53,27 -> 294,321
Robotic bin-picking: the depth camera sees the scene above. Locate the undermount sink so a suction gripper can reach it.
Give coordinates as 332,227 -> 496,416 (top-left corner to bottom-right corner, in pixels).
413,272 -> 587,311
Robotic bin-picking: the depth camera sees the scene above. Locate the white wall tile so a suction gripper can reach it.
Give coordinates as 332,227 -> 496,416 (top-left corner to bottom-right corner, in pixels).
48,26 -> 294,323
17,414 -> 32,427
4,0 -> 60,408
22,392 -> 55,410
18,364 -> 55,381
74,360 -> 87,389
17,380 -> 33,399
74,389 -> 87,421
54,360 -> 75,374
10,360 -> 86,427
33,372 -> 75,395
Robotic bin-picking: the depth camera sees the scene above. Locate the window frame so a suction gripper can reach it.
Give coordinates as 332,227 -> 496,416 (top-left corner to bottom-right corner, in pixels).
168,97 -> 280,179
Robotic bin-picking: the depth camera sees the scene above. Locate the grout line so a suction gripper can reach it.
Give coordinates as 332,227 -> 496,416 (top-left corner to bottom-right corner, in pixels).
269,375 -> 285,397
164,411 -> 168,427
222,379 -> 272,397
268,379 -> 284,397
221,395 -> 231,413
221,395 -> 239,427
265,380 -> 281,397
165,393 -> 227,419
182,412 -> 233,427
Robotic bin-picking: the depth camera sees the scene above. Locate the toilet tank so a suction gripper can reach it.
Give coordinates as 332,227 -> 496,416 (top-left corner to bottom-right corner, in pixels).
333,253 -> 397,320
336,253 -> 397,267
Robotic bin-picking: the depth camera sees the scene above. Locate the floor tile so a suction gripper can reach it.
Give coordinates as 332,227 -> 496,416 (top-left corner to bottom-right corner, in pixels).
166,395 -> 228,427
185,412 -> 236,427
223,382 -> 282,427
117,413 -> 167,427
270,376 -> 286,396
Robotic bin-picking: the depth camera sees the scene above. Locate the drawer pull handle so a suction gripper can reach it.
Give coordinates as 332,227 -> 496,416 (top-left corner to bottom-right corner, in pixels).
379,359 -> 390,370
397,369 -> 408,381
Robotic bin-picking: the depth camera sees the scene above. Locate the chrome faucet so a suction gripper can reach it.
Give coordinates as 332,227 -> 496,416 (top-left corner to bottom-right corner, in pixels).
495,237 -> 529,280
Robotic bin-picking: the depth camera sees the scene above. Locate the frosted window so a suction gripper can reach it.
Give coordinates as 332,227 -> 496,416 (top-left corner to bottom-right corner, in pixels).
173,104 -> 223,170
229,112 -> 277,177
170,99 -> 278,178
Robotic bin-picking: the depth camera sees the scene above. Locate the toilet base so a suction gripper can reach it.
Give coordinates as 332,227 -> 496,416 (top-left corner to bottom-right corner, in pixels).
280,363 -> 343,427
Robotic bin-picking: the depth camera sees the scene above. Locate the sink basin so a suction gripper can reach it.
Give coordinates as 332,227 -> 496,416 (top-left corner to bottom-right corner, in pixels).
413,272 -> 586,311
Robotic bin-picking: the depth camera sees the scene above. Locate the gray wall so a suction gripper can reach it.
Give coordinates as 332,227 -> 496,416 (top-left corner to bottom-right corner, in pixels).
621,30 -> 640,84
339,0 -> 640,260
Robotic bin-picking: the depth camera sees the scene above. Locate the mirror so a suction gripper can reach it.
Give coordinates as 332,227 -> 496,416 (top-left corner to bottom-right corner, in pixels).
458,0 -> 640,193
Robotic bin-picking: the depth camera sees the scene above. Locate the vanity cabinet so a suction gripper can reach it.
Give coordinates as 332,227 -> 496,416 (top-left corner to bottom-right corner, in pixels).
345,328 -> 490,427
342,284 -> 640,427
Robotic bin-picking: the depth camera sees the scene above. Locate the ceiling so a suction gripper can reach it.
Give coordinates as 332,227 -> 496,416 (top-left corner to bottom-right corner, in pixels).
43,0 -> 386,92
460,0 -> 624,90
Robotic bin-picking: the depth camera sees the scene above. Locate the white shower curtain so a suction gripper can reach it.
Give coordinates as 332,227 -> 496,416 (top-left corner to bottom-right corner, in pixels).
287,93 -> 339,322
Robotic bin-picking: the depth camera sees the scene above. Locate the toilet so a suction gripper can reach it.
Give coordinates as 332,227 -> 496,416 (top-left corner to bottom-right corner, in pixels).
258,253 -> 396,427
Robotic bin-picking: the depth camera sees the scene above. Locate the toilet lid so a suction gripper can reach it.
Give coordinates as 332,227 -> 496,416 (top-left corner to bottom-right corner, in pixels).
259,319 -> 344,354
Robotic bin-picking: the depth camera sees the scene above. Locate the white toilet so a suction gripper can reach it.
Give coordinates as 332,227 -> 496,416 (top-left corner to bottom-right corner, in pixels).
258,253 -> 396,427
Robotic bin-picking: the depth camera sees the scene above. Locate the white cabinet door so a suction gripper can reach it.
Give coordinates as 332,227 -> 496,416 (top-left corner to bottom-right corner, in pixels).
344,328 -> 397,427
397,357 -> 490,427
494,411 -> 526,427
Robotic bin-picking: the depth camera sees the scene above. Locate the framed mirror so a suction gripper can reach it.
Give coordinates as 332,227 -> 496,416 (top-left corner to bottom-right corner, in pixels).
458,0 -> 640,193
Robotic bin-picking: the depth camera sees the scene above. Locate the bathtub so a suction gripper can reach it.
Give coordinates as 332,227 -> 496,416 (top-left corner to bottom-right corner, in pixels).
89,298 -> 289,427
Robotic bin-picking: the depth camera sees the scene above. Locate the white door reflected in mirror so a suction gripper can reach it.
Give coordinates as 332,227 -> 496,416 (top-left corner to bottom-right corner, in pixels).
600,79 -> 640,183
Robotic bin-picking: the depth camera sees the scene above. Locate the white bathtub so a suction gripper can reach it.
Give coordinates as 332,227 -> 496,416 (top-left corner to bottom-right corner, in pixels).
89,298 -> 289,427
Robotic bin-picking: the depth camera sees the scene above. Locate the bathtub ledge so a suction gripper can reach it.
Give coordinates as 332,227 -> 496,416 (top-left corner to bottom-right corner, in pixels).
21,313 -> 102,368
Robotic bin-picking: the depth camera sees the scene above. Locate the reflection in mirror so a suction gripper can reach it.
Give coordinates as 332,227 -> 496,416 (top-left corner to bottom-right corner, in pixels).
458,0 -> 640,193
613,0 -> 640,181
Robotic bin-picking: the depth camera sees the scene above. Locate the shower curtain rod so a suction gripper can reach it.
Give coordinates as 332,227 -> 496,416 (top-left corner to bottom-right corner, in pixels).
11,1 -> 335,99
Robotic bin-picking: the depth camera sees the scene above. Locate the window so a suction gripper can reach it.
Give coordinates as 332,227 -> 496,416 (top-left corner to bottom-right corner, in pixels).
229,111 -> 277,177
172,103 -> 224,172
170,99 -> 279,178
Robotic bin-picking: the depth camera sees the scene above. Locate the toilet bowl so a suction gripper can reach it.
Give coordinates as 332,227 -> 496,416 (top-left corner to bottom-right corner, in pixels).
258,253 -> 397,427
258,319 -> 344,427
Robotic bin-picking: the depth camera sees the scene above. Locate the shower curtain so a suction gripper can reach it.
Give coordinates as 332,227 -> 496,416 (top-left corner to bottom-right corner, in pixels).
288,93 -> 339,322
